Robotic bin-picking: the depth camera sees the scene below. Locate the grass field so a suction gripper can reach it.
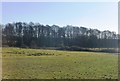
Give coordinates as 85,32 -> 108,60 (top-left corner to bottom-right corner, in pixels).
2,47 -> 118,79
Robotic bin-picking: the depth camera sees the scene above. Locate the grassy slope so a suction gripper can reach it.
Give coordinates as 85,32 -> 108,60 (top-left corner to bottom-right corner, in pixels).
2,47 -> 118,79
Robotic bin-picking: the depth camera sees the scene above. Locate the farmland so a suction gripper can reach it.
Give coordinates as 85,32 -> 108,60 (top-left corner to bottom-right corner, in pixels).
2,47 -> 118,79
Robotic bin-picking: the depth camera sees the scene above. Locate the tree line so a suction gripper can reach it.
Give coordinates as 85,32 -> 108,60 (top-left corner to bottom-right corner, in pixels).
2,22 -> 119,49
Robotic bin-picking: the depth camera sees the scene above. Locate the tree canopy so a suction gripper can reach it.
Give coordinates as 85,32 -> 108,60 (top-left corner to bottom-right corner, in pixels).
2,22 -> 119,49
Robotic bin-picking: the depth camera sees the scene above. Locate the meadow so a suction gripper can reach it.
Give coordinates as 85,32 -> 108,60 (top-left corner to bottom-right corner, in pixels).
2,47 -> 118,79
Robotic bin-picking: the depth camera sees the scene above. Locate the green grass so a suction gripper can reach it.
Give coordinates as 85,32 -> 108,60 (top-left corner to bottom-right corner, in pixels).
2,47 -> 118,79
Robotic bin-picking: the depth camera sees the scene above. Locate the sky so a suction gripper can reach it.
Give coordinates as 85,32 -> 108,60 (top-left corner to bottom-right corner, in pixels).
2,2 -> 118,33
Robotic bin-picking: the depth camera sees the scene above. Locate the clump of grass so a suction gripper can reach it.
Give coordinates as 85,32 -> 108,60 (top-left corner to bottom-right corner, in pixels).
27,52 -> 54,56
